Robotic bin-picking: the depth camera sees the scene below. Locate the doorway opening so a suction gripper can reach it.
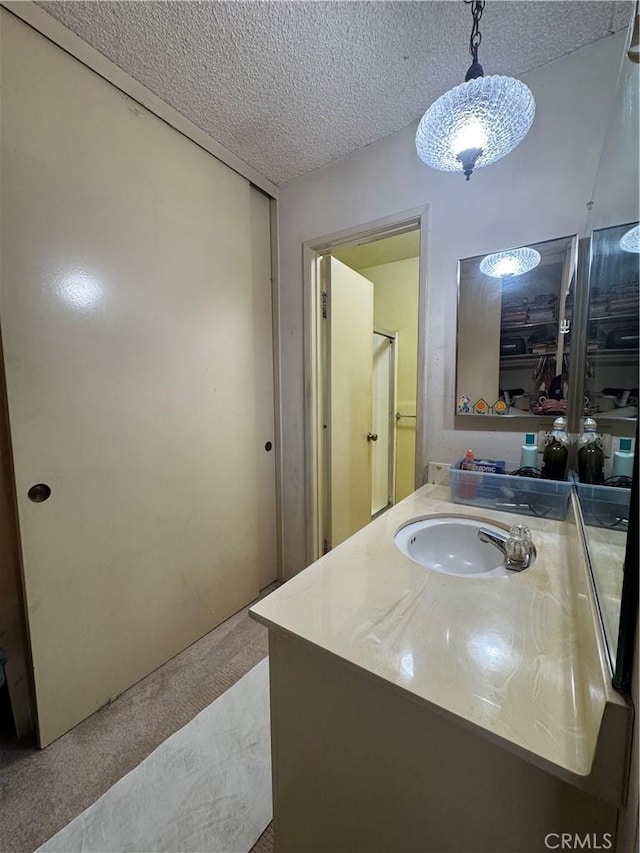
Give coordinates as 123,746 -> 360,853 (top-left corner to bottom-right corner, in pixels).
305,213 -> 426,560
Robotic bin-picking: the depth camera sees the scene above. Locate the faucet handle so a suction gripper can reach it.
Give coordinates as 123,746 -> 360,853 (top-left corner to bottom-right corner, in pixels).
505,524 -> 533,567
509,523 -> 532,542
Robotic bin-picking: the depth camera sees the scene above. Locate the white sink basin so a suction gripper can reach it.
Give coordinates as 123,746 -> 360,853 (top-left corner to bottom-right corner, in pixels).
394,516 -> 519,578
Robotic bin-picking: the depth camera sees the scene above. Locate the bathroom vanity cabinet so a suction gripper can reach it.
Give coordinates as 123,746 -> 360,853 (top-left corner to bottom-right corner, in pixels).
251,485 -> 631,853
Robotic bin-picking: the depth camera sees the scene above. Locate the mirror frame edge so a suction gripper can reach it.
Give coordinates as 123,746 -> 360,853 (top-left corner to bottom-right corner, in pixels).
612,423 -> 638,692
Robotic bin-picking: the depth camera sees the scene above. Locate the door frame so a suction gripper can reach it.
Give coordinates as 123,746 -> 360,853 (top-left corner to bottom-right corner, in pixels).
372,326 -> 398,519
303,206 -> 429,564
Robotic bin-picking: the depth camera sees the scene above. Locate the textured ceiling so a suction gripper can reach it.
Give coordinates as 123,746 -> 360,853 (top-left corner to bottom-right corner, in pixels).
37,1 -> 632,185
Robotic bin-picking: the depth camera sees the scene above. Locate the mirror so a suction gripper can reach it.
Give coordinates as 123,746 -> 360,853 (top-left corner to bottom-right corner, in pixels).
578,20 -> 639,687
456,234 -> 577,419
454,18 -> 638,688
583,222 -> 639,422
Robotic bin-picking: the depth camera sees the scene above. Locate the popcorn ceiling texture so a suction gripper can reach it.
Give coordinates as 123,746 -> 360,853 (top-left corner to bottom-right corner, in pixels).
38,1 -> 632,185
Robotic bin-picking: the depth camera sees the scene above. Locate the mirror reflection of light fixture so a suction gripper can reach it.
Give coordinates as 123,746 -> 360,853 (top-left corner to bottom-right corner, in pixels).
479,247 -> 541,278
415,1 -> 535,180
620,224 -> 640,253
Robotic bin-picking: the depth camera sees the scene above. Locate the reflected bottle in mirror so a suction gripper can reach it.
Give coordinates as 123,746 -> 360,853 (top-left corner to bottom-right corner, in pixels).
540,418 -> 569,481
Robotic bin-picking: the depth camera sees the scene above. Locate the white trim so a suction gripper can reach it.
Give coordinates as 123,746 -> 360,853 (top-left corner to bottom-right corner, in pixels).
1,0 -> 278,199
302,246 -> 324,563
268,197 -> 285,582
303,206 -> 429,565
372,328 -> 397,514
390,330 -> 399,507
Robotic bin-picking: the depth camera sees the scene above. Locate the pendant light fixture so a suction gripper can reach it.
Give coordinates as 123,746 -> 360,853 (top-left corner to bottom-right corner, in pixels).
479,247 -> 541,278
416,1 -> 536,180
620,224 -> 640,253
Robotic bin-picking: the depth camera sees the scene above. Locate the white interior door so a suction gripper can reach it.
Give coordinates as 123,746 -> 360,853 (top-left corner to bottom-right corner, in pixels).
371,333 -> 394,515
0,10 -> 274,746
327,258 -> 374,548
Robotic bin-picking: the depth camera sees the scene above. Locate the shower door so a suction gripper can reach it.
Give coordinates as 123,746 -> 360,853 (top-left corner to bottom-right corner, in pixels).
371,332 -> 396,515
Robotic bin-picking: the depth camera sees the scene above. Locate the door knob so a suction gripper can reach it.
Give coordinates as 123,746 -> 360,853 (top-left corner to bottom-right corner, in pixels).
367,432 -> 378,442
28,483 -> 51,503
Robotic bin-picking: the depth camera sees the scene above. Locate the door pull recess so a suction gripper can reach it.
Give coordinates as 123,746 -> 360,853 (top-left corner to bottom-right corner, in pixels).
28,484 -> 51,503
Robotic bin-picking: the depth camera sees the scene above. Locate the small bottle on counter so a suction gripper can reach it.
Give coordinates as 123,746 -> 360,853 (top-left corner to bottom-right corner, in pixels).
459,448 -> 477,499
520,433 -> 538,469
577,418 -> 605,485
541,417 -> 569,481
610,437 -> 634,479
460,448 -> 476,471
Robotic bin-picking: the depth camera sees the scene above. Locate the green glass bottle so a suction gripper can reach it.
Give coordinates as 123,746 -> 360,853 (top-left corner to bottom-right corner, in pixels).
541,417 -> 569,481
577,418 -> 605,485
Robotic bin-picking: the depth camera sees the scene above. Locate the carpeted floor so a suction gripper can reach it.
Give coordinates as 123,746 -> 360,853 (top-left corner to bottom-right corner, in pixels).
0,588 -> 277,853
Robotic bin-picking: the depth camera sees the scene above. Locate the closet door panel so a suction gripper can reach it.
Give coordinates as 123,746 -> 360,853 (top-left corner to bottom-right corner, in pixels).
1,10 -> 267,745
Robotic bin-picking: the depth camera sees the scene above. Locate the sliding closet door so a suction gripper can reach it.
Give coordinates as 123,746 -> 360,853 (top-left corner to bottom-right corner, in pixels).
0,10 -> 273,746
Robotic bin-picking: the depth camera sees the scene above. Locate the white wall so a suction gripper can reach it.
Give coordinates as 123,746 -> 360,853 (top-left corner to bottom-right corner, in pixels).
278,32 -> 626,576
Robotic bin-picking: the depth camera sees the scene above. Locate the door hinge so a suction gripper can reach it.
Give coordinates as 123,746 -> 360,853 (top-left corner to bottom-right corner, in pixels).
322,538 -> 331,555
321,290 -> 327,319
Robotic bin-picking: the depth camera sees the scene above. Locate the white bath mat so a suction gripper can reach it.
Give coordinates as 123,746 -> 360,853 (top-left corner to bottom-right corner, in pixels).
37,658 -> 271,853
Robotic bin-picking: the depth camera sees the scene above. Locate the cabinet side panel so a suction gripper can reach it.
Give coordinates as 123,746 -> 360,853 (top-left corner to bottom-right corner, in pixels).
269,632 -> 616,853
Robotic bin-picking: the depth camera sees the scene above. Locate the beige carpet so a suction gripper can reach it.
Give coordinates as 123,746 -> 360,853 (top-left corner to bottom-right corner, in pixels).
0,589 -> 276,853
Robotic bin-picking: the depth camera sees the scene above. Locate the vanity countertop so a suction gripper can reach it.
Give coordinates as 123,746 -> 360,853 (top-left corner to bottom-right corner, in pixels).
250,484 -> 628,793
581,524 -> 627,662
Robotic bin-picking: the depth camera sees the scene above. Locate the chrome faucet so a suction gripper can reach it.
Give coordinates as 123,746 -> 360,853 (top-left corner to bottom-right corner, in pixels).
477,523 -> 535,572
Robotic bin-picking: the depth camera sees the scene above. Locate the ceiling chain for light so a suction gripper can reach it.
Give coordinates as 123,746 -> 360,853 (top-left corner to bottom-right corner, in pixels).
466,0 -> 485,65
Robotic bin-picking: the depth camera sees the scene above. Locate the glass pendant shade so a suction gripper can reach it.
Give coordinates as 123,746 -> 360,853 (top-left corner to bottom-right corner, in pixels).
620,224 -> 640,253
479,246 -> 541,278
415,75 -> 536,179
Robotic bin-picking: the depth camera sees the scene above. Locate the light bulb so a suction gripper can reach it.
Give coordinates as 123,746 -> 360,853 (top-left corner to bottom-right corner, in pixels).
493,257 -> 520,276
452,121 -> 487,156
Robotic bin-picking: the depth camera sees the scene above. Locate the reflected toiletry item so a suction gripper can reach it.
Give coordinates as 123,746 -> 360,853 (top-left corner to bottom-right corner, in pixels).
540,417 -> 569,481
611,438 -> 634,479
520,433 -> 537,468
577,418 -> 605,485
460,449 -> 477,498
